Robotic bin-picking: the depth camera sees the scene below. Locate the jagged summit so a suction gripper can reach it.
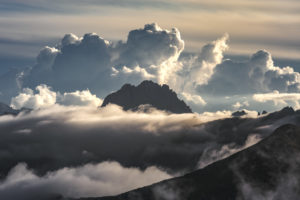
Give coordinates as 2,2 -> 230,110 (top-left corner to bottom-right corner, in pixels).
101,80 -> 192,114
232,110 -> 247,117
0,102 -> 19,115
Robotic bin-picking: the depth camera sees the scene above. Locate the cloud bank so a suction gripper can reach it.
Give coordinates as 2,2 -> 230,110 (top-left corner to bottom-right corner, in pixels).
0,161 -> 171,199
0,103 -> 297,178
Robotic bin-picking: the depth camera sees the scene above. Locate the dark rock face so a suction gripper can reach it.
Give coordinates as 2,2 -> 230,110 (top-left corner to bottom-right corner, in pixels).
232,110 -> 247,117
0,102 -> 19,115
0,102 -> 31,116
79,124 -> 300,200
101,80 -> 192,114
262,110 -> 268,115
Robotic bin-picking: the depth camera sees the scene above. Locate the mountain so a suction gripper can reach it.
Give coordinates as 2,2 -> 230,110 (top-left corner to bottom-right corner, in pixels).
232,110 -> 247,117
101,80 -> 192,114
76,124 -> 300,200
0,102 -> 19,115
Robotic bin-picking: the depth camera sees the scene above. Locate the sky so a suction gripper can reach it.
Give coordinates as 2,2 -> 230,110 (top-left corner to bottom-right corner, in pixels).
0,0 -> 299,60
0,0 -> 299,112
1,1 -> 300,199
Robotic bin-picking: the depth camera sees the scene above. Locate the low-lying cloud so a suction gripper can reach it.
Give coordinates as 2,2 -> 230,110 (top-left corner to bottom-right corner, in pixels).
0,103 -> 296,178
0,161 -> 171,199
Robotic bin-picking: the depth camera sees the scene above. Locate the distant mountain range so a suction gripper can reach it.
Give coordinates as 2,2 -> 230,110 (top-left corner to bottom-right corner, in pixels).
75,124 -> 300,200
101,80 -> 192,114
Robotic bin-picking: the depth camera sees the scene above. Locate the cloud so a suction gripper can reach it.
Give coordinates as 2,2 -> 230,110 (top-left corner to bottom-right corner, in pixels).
197,134 -> 262,169
10,85 -> 56,109
188,33 -> 229,86
198,50 -> 300,96
112,66 -> 155,79
181,92 -> 206,105
17,23 -> 184,100
0,102 -> 296,180
232,101 -> 249,110
253,91 -> 300,108
156,34 -> 229,109
0,161 -> 171,199
0,23 -> 299,113
234,146 -> 300,200
10,84 -> 102,109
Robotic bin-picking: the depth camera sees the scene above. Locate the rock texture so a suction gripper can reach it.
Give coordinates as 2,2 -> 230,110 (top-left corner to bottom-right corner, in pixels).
101,80 -> 192,114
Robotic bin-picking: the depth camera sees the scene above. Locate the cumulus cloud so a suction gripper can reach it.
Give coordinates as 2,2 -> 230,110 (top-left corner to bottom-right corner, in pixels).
112,66 -> 155,79
10,84 -> 102,109
253,91 -> 300,108
181,92 -> 206,105
10,85 -> 56,109
0,161 -> 171,199
232,101 -> 249,110
0,22 -> 299,113
157,34 -> 229,109
187,33 -> 229,86
198,50 -> 300,96
17,23 -> 185,100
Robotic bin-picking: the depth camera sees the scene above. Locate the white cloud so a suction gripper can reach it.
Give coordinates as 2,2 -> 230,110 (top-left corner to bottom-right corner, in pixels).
10,85 -> 56,109
198,50 -> 300,96
190,33 -> 229,86
197,134 -> 262,169
253,91 -> 300,108
1,23 -> 300,113
0,162 -> 171,199
118,65 -> 155,79
232,101 -> 249,110
10,84 -> 102,109
181,92 -> 206,105
0,101 -> 296,200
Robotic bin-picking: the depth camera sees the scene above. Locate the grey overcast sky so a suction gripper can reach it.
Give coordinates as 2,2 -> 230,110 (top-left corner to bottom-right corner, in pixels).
0,0 -> 299,59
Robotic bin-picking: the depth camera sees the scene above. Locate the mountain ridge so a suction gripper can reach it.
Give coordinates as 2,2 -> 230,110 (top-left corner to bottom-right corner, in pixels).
101,80 -> 192,114
74,124 -> 300,200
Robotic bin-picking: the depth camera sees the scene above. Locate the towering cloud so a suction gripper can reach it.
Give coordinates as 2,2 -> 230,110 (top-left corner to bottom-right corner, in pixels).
197,50 -> 300,96
0,23 -> 299,112
18,23 -> 185,99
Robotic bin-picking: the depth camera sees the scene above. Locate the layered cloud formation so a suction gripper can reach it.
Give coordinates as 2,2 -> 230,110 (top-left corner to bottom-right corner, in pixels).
0,162 -> 171,199
0,23 -> 299,112
0,102 -> 298,199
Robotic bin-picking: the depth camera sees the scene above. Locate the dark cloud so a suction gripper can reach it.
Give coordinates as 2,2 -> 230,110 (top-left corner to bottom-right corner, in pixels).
0,105 -> 297,179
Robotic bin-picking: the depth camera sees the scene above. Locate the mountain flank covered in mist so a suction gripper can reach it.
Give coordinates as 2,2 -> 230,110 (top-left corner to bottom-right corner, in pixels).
101,80 -> 192,114
77,124 -> 300,200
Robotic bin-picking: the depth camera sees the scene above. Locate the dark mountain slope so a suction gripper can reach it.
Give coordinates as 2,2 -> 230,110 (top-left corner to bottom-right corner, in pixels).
78,124 -> 300,200
0,102 -> 20,115
101,80 -> 192,114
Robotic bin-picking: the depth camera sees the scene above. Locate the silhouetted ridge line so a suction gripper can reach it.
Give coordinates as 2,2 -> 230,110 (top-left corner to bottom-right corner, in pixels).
101,80 -> 192,114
